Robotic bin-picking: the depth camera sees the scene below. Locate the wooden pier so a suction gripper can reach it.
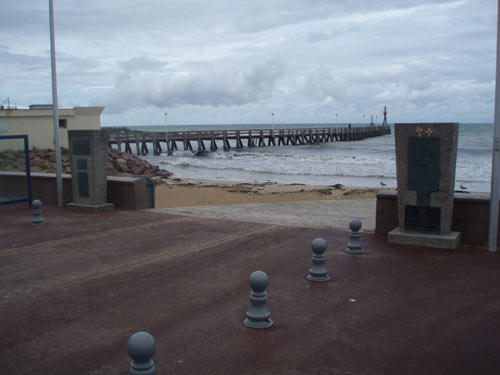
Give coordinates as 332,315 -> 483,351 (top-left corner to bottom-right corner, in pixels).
106,125 -> 391,156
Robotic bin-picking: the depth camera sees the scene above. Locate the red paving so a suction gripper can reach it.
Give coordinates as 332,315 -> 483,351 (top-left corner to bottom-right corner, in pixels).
1,202 -> 500,374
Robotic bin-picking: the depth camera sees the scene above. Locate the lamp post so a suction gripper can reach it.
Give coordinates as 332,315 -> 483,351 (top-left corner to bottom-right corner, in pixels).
271,113 -> 275,134
336,113 -> 338,124
49,0 -> 63,207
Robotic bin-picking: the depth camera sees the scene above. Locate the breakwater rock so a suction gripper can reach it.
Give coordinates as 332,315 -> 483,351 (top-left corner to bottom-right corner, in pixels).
0,148 -> 173,179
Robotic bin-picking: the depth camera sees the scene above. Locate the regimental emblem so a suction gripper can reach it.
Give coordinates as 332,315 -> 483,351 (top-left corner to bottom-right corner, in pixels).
414,126 -> 434,138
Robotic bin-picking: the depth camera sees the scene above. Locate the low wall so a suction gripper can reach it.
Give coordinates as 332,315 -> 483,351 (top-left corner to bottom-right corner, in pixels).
376,189 -> 499,246
0,172 -> 153,210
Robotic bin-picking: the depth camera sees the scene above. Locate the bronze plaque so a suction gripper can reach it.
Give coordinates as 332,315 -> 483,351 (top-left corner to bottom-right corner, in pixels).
72,139 -> 91,155
408,136 -> 440,192
405,205 -> 440,233
76,158 -> 88,170
77,172 -> 89,198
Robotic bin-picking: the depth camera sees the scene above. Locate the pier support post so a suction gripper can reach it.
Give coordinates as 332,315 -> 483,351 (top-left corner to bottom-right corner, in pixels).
134,133 -> 140,155
236,131 -> 243,148
248,130 -> 254,147
125,142 -> 132,154
197,133 -> 205,151
223,131 -> 230,151
166,139 -> 172,155
210,131 -> 217,151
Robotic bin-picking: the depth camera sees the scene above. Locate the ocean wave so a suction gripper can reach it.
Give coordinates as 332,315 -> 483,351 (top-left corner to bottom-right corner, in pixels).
159,157 -> 396,179
163,150 -> 396,166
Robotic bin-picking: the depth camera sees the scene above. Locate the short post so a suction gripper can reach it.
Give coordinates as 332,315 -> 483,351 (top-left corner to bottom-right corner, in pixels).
307,238 -> 329,282
243,271 -> 273,329
344,219 -> 364,254
32,199 -> 44,226
127,331 -> 156,375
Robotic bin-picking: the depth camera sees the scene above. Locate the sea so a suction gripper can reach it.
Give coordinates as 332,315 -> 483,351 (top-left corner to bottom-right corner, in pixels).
118,123 -> 495,192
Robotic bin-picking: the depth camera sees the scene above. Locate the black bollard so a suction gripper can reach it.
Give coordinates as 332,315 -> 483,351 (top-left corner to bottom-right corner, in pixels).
32,199 -> 44,226
127,331 -> 156,375
243,271 -> 273,329
307,238 -> 330,282
344,219 -> 364,254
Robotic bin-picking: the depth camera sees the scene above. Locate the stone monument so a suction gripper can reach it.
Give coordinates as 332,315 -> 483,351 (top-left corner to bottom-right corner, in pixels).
388,123 -> 461,249
67,130 -> 114,210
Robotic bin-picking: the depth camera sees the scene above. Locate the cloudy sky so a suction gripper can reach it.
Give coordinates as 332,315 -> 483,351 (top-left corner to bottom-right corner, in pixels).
0,0 -> 496,126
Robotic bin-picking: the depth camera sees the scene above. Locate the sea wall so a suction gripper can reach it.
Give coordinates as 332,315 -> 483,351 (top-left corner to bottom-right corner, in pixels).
376,189 -> 500,246
0,172 -> 153,210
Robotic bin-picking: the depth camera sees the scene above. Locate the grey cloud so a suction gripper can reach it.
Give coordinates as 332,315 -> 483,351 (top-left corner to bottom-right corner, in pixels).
119,57 -> 167,73
303,67 -> 348,102
2,0 -> 496,123
0,45 -> 47,69
93,59 -> 286,112
307,32 -> 332,43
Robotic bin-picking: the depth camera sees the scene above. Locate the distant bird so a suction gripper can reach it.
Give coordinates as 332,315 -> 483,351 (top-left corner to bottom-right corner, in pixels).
380,181 -> 387,186
460,184 -> 468,190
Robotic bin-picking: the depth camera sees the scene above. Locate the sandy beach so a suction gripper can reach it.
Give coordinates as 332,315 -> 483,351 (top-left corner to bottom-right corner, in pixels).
154,177 -> 384,208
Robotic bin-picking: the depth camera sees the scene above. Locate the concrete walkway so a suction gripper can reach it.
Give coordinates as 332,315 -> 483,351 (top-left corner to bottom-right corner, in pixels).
151,198 -> 377,231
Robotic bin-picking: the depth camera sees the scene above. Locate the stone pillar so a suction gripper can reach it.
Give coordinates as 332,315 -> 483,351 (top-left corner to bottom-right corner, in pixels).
67,130 -> 114,210
388,123 -> 460,249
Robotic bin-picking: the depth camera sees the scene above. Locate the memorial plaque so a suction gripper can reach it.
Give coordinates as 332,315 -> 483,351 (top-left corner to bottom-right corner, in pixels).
72,139 -> 91,155
77,172 -> 89,198
407,137 -> 440,193
76,158 -> 88,170
405,205 -> 440,233
388,123 -> 461,249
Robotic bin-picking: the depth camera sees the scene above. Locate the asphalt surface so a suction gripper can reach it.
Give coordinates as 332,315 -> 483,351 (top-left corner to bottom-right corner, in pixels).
1,202 -> 500,375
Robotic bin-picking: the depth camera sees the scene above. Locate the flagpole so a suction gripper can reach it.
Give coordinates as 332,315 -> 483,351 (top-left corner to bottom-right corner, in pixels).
49,0 -> 64,207
488,0 -> 500,252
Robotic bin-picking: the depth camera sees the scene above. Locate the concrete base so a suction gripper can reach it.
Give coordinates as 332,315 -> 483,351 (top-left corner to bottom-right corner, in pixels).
388,227 -> 461,249
67,202 -> 115,211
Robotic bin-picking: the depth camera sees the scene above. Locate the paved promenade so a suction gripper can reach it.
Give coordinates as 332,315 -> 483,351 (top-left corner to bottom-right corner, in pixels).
1,201 -> 500,375
152,199 -> 377,231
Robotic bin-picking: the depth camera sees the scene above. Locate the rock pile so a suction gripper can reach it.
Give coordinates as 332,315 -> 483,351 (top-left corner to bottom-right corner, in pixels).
107,148 -> 172,178
0,148 -> 173,178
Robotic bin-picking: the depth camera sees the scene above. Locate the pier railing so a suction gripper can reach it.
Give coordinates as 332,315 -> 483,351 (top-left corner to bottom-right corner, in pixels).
105,125 -> 391,155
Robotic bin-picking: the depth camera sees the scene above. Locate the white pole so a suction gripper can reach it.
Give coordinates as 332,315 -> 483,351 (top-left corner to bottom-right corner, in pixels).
488,0 -> 500,252
49,0 -> 63,207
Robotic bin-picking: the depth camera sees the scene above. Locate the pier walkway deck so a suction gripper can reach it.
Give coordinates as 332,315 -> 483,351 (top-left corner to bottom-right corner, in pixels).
106,125 -> 391,155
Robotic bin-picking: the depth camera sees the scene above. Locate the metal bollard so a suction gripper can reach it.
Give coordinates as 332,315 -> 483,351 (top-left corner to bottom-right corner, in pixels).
344,218 -> 364,254
32,199 -> 44,226
243,271 -> 273,329
127,331 -> 156,375
307,238 -> 330,282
